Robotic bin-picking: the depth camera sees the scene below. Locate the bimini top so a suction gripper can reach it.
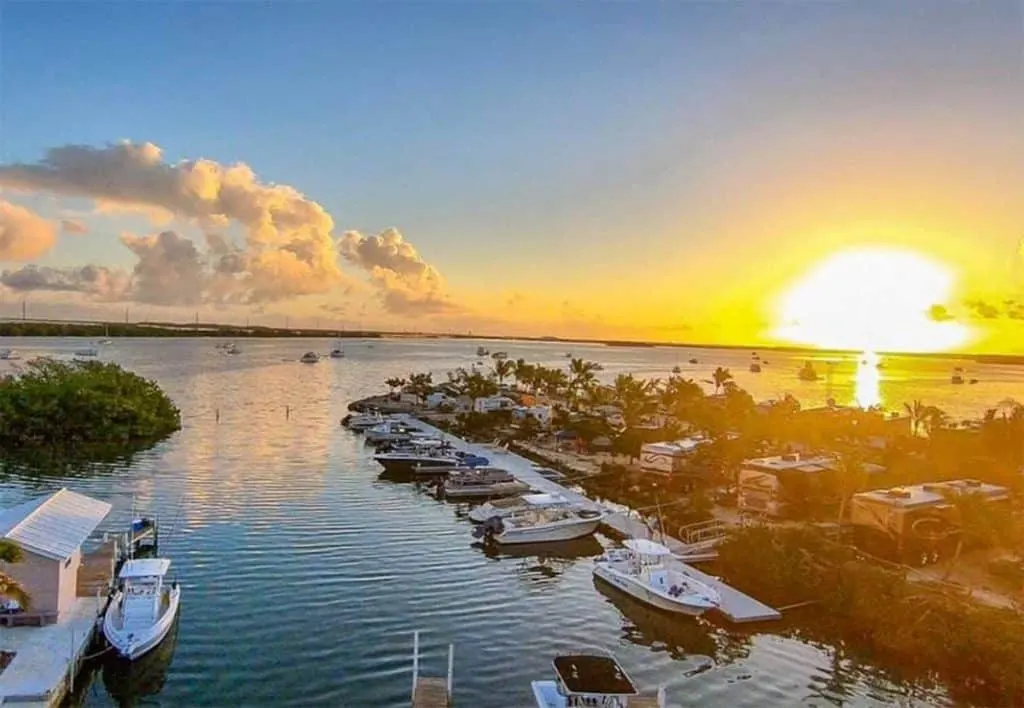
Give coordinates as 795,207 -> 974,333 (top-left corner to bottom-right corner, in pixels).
119,558 -> 171,579
552,655 -> 638,696
623,538 -> 674,557
523,493 -> 570,507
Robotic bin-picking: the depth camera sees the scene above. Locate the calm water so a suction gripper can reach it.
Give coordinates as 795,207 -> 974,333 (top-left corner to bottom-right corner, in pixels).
1,337 -> 1012,707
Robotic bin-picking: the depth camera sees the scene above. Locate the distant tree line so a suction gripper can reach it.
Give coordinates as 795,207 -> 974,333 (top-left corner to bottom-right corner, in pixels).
0,321 -> 385,338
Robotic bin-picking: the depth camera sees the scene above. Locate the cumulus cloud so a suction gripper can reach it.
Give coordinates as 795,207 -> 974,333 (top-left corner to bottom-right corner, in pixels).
340,228 -> 460,315
120,230 -> 207,306
0,200 -> 57,261
0,264 -> 129,299
60,218 -> 89,235
0,141 -> 342,302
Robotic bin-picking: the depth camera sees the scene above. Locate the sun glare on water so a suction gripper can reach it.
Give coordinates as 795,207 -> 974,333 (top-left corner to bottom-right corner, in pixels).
774,248 -> 971,353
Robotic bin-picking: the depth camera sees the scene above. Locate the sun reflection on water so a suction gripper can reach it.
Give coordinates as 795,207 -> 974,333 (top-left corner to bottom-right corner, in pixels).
855,351 -> 881,409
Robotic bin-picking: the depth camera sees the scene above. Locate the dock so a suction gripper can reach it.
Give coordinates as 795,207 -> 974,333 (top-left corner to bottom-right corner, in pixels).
410,631 -> 453,707
400,417 -> 781,624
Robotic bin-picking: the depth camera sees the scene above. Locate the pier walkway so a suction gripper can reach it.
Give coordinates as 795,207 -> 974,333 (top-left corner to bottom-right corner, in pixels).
400,417 -> 780,624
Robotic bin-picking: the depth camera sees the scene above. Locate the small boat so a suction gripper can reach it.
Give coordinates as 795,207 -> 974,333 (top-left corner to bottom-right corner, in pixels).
103,558 -> 181,660
0,349 -> 19,360
592,539 -> 720,616
342,411 -> 386,430
364,420 -> 426,443
74,346 -> 99,358
98,339 -> 113,346
798,361 -> 819,381
951,367 -> 965,385
300,351 -> 320,364
468,492 -> 575,523
970,378 -> 979,385
224,343 -> 240,355
565,352 -> 572,358
532,654 -> 665,708
491,351 -> 509,360
749,359 -> 762,373
329,348 -> 344,359
476,346 -> 489,357
439,467 -> 530,500
671,365 -> 682,374
688,358 -> 698,364
473,506 -> 605,545
374,439 -> 465,473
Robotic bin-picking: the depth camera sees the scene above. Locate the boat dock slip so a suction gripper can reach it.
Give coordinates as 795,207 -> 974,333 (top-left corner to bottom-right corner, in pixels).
0,597 -> 102,707
410,631 -> 453,707
400,417 -> 781,624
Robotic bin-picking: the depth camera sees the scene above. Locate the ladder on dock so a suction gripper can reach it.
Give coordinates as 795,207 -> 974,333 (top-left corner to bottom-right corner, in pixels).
411,630 -> 453,707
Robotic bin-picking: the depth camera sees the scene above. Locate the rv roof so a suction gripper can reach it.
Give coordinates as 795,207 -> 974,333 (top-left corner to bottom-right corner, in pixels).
854,479 -> 1009,509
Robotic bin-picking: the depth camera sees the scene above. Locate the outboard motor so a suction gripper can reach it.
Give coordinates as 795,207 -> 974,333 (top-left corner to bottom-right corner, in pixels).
472,516 -> 505,543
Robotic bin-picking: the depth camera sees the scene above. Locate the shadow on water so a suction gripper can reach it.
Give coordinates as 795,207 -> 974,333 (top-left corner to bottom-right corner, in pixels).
472,537 -> 604,582
0,438 -> 169,485
101,617 -> 181,707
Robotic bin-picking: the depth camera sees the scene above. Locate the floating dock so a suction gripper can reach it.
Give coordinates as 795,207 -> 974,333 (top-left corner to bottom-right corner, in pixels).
400,417 -> 781,624
410,630 -> 453,707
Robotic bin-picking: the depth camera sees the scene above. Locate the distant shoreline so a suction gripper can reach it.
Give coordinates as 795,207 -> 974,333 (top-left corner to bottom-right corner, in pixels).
0,318 -> 1019,365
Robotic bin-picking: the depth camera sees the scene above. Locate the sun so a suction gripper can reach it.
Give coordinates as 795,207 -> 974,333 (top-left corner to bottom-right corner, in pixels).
773,247 -> 972,353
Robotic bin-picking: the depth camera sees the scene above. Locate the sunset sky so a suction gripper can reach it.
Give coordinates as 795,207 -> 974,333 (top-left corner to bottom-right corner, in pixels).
0,2 -> 1022,352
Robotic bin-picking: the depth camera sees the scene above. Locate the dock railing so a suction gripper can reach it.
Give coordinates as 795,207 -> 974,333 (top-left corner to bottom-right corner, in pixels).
411,630 -> 453,707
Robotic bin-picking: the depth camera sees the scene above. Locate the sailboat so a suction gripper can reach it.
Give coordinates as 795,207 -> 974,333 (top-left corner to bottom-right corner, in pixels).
99,324 -> 113,346
329,341 -> 345,358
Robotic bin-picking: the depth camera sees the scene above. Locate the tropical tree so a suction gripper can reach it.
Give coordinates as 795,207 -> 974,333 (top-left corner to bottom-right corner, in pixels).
492,358 -> 515,386
941,489 -> 1016,579
710,366 -> 733,395
904,399 -> 926,437
613,374 -> 656,428
463,371 -> 500,400
0,540 -> 29,609
539,367 -> 569,398
660,376 -> 703,409
385,377 -> 406,397
512,359 -> 535,391
406,372 -> 434,404
832,447 -> 869,527
921,405 -> 948,437
568,358 -> 603,408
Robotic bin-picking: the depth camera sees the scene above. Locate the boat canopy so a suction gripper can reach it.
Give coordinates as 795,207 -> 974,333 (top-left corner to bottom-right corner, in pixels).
623,539 -> 674,557
119,558 -> 171,579
552,655 -> 638,696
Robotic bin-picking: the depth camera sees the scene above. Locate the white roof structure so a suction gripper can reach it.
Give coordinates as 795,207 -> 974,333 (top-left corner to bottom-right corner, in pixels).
624,539 -> 674,556
0,488 -> 111,561
523,493 -> 570,506
119,558 -> 171,578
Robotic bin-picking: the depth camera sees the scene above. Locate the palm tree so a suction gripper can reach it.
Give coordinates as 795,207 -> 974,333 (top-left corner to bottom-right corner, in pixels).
568,358 -> 603,408
492,358 -> 514,386
613,374 -> 656,428
512,359 -> 535,391
921,405 -> 948,437
904,399 -> 926,437
385,377 -> 406,397
711,366 -> 733,395
833,448 -> 869,527
406,372 -> 433,404
0,540 -> 29,610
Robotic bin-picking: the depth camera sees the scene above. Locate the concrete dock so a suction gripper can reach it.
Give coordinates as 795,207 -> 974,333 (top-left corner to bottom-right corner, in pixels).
0,597 -> 102,707
400,416 -> 781,624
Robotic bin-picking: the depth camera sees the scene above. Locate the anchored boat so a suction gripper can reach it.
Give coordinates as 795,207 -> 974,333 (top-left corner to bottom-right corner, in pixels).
438,467 -> 530,500
468,492 -> 574,523
103,558 -> 181,660
473,506 -> 605,545
593,539 -> 720,616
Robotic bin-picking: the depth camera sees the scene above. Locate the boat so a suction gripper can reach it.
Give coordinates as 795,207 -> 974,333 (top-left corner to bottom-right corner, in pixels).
224,343 -> 240,355
688,358 -> 698,364
473,506 -> 605,545
798,361 -> 819,381
749,357 -> 762,373
329,342 -> 345,358
565,352 -> 572,358
671,365 -> 682,374
374,439 -> 465,473
951,367 -> 965,385
0,349 -> 19,360
476,346 -> 489,357
410,456 -> 491,477
468,492 -> 578,523
103,558 -> 181,660
534,466 -> 567,482
491,351 -> 509,360
438,467 -> 531,500
300,351 -> 320,363
531,654 -> 665,708
364,420 -> 429,444
98,339 -> 113,346
592,539 -> 720,616
74,346 -> 99,357
341,410 -> 386,430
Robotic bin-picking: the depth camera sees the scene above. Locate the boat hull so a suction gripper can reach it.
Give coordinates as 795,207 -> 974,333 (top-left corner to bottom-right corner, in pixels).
442,482 -> 530,500
592,564 -> 711,616
375,457 -> 459,473
103,586 -> 181,661
491,516 -> 602,545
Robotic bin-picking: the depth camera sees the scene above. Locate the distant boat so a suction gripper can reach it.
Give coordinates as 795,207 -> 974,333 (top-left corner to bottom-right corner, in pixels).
671,365 -> 682,374
74,346 -> 99,358
951,367 -> 965,385
749,362 -> 762,373
688,358 -> 698,364
565,352 -> 572,358
476,346 -> 489,357
798,361 -> 819,381
99,339 -> 113,346
329,343 -> 345,358
0,349 -> 19,361
300,352 -> 320,364
491,351 -> 509,360
224,343 -> 240,355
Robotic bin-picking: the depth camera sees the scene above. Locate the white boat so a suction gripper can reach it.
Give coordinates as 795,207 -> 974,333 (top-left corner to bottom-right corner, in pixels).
300,351 -> 320,363
224,343 -> 240,355
103,558 -> 181,660
98,339 -> 113,346
592,539 -> 720,616
474,506 -> 605,545
532,654 -> 665,708
329,343 -> 345,358
0,349 -> 19,360
468,492 -> 576,523
374,439 -> 464,473
74,346 -> 99,357
364,420 -> 428,444
342,410 -> 386,431
440,468 -> 530,500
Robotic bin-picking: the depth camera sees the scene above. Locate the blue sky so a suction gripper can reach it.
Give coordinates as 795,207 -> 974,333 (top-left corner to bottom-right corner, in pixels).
1,2 -> 1022,345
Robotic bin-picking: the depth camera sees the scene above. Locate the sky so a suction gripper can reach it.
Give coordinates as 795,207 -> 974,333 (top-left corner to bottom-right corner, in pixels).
0,2 -> 1022,352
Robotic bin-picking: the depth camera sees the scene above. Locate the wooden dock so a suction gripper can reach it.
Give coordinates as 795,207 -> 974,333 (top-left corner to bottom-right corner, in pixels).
401,417 -> 781,624
410,631 -> 452,707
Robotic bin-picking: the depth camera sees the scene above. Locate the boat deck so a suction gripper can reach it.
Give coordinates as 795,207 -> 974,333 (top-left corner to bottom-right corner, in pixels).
412,677 -> 450,707
400,417 -> 780,624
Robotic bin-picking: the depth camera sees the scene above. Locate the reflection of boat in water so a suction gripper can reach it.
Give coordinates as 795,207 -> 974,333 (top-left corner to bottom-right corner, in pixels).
102,615 -> 180,706
798,361 -> 819,381
475,536 -> 604,581
593,579 -> 719,664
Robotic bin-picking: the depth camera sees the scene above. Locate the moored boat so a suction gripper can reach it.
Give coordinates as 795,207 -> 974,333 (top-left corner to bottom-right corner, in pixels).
342,410 -> 386,430
364,420 -> 429,444
468,492 -> 575,523
439,467 -> 530,500
531,654 -> 665,708
103,558 -> 181,660
951,367 -> 965,384
592,539 -> 720,616
329,342 -> 345,358
473,506 -> 605,545
374,439 -> 465,473
300,351 -> 320,363
74,346 -> 99,358
798,361 -> 818,381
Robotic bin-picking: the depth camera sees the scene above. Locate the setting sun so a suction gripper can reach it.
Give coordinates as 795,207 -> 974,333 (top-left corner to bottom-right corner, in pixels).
773,248 -> 972,353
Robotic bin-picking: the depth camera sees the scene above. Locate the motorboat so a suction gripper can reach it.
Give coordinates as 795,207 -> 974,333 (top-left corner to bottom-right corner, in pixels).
74,346 -> 99,358
798,361 -> 818,381
491,351 -> 509,360
473,507 -> 605,545
410,456 -> 491,477
103,558 -> 181,660
951,367 -> 965,385
364,420 -> 428,444
749,358 -> 762,373
98,339 -> 113,346
468,492 -> 575,523
329,342 -> 345,358
671,365 -> 682,374
0,349 -> 19,360
532,654 -> 665,708
300,351 -> 320,363
374,439 -> 465,473
341,410 -> 386,431
439,468 -> 530,500
688,358 -> 698,364
592,539 -> 720,616
476,346 -> 489,357
224,343 -> 240,355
